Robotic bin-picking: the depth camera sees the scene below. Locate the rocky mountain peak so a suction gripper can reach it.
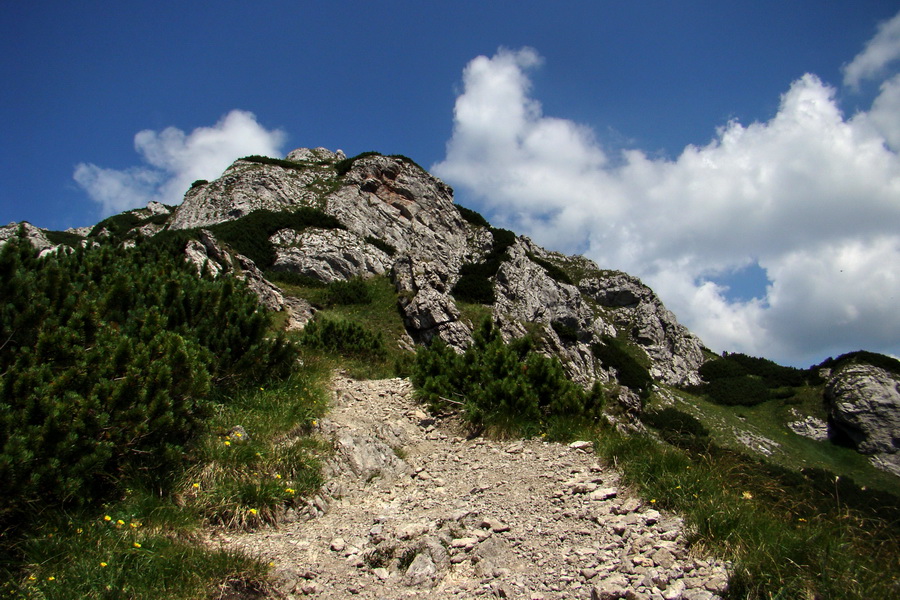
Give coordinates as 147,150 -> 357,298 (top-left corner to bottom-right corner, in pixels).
9,147 -> 709,395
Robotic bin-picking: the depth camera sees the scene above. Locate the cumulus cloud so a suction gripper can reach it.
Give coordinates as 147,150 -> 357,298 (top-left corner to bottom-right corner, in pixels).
74,110 -> 285,215
434,42 -> 900,367
843,11 -> 900,89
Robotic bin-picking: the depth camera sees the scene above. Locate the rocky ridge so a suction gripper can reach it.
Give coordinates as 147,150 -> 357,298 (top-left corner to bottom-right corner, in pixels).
169,148 -> 706,388
3,148 -> 706,389
206,374 -> 729,600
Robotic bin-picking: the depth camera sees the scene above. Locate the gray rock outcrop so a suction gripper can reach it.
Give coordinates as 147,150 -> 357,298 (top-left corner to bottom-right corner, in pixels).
580,272 -> 706,386
17,147 -> 710,395
825,362 -> 900,475
183,229 -> 286,312
0,221 -> 57,255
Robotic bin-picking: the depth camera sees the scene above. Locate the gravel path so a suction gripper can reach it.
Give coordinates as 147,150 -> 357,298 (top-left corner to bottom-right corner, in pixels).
205,375 -> 729,600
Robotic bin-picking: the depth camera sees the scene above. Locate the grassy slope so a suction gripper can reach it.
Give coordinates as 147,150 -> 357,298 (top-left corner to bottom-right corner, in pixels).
662,387 -> 900,495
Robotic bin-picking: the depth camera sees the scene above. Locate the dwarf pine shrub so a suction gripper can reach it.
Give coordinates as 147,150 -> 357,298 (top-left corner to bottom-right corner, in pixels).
0,234 -> 297,519
412,319 -> 604,436
297,316 -> 387,361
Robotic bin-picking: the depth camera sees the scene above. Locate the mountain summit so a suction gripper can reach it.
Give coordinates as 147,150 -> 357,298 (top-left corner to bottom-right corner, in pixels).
4,148 -> 899,477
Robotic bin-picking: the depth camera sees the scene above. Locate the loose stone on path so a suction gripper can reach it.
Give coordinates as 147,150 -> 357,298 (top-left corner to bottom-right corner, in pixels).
204,374 -> 729,599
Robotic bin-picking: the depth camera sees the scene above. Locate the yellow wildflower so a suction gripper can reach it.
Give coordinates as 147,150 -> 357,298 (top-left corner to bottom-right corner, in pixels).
742,491 -> 753,500
103,515 -> 112,521
130,522 -> 141,528
28,575 -> 36,581
224,441 -> 231,446
650,499 -> 657,504
116,519 -> 125,526
47,577 -> 55,581
76,528 -> 83,534
100,562 -> 108,568
249,508 -> 258,515
274,474 -> 282,479
133,542 -> 141,548
285,488 -> 296,494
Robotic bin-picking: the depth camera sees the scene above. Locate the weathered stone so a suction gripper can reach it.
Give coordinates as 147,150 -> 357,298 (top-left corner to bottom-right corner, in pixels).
403,552 -> 438,587
592,573 -> 630,600
826,362 -> 900,475
786,415 -> 829,442
269,227 -> 392,283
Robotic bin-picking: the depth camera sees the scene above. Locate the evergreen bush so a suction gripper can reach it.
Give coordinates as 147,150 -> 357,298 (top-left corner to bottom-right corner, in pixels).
0,234 -> 297,517
451,227 -> 517,305
591,336 -> 653,396
527,253 -> 574,285
297,317 -> 387,361
457,205 -> 490,228
324,277 -> 373,306
411,319 -> 604,436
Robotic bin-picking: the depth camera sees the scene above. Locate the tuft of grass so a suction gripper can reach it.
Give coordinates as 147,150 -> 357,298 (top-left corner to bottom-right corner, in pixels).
180,365 -> 331,528
1,507 -> 270,600
280,275 -> 413,379
592,427 -> 900,600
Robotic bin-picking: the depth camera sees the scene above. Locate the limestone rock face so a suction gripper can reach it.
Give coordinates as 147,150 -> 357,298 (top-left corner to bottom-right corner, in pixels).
493,240 -> 613,384
326,154 -> 474,271
0,222 -> 56,253
168,151 -> 343,230
183,230 -> 285,312
270,228 -> 392,283
393,255 -> 471,350
826,363 -> 900,475
37,147 -> 711,393
165,148 -> 709,387
580,271 -> 706,386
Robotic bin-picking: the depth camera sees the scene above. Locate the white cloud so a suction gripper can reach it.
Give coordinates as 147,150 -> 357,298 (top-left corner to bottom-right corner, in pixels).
74,110 -> 285,215
843,10 -> 900,89
434,46 -> 900,367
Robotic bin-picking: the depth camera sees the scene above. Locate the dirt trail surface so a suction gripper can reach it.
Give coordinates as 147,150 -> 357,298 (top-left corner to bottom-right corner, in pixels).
206,375 -> 729,600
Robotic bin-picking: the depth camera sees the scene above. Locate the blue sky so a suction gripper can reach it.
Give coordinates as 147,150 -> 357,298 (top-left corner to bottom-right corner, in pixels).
3,1 -> 900,367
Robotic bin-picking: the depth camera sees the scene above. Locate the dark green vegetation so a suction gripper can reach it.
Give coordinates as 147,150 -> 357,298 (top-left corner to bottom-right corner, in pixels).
591,335 -> 654,398
456,204 -> 490,228
411,319 -> 604,438
334,151 -> 425,177
820,349 -> 900,376
618,402 -> 900,600
239,155 -> 310,171
0,232 -> 328,598
527,252 -> 574,285
451,227 -> 517,305
277,275 -> 409,379
207,208 -> 345,269
690,351 -> 816,406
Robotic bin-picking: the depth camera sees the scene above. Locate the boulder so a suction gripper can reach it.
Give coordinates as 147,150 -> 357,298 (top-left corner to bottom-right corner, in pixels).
826,362 -> 900,475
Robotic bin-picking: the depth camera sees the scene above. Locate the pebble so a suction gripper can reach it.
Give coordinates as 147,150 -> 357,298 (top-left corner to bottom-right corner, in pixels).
213,375 -> 730,600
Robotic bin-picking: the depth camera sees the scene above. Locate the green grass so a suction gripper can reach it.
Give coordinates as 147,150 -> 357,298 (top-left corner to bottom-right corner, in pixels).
456,301 -> 493,330
279,275 -> 412,379
662,387 -> 900,495
593,427 -> 900,600
2,509 -> 269,600
1,362 -> 332,599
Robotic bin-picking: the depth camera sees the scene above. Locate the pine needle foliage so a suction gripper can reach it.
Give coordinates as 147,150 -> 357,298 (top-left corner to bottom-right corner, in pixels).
411,319 -> 605,437
0,233 -> 297,519
208,208 -> 345,269
451,227 -> 517,305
